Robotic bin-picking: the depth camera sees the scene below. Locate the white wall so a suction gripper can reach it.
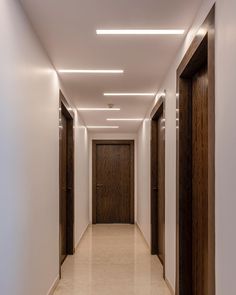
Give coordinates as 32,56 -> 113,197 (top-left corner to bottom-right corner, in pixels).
88,133 -> 137,223
0,1 -> 89,294
137,120 -> 151,246
73,112 -> 90,246
136,0 -> 216,290
0,0 -> 59,294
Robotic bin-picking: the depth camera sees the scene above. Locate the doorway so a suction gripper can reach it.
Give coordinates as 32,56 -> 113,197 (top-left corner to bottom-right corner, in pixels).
150,98 -> 165,270
176,6 -> 215,295
59,92 -> 74,266
92,140 -> 134,224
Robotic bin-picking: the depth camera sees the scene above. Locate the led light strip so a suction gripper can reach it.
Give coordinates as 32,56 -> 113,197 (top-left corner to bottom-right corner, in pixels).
87,126 -> 119,129
58,69 -> 124,73
96,29 -> 185,35
78,108 -> 120,111
104,92 -> 156,96
106,118 -> 143,121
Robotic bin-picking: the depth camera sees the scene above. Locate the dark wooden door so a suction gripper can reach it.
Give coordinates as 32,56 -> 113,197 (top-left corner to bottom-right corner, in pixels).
60,113 -> 67,264
93,142 -> 134,223
151,100 -> 165,272
157,114 -> 165,264
192,65 -> 208,295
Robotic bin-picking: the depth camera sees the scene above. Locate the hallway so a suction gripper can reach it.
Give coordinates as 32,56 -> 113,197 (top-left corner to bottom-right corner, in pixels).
1,0 -> 236,294
54,225 -> 170,295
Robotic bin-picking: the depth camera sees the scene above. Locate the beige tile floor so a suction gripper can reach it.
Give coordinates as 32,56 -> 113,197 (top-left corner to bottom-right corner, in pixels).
54,224 -> 171,295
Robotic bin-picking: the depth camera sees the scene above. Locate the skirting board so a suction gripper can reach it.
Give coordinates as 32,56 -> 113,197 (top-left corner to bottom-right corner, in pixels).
135,222 -> 151,249
47,276 -> 59,295
75,223 -> 89,250
165,277 -> 175,295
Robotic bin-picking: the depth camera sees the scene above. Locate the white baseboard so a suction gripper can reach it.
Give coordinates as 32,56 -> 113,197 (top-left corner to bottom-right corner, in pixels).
135,222 -> 151,249
75,223 -> 89,250
165,277 -> 175,295
47,275 -> 59,295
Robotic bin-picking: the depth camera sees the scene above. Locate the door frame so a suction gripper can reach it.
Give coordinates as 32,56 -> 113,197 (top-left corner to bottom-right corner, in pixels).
150,96 -> 166,274
59,91 -> 75,271
176,6 -> 215,295
92,140 -> 135,224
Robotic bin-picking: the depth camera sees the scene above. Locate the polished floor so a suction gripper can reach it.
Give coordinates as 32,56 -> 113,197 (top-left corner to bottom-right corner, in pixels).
54,224 -> 171,295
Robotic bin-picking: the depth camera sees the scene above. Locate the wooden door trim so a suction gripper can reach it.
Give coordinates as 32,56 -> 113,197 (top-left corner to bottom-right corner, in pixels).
59,91 -> 75,270
92,140 -> 135,224
176,6 -> 215,295
150,95 -> 164,119
150,97 -> 165,274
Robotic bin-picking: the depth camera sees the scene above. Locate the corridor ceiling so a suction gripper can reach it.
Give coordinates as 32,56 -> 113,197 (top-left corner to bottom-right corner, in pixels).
20,0 -> 202,132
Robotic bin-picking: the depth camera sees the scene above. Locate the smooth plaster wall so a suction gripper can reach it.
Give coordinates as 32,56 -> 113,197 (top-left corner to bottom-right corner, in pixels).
88,133 -> 137,223
137,120 -> 151,247
73,112 -> 90,246
0,1 -> 89,294
136,0 -> 216,290
0,0 -> 59,294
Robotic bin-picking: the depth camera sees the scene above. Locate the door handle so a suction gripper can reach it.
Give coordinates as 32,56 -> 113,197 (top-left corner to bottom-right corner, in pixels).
96,184 -> 103,188
153,187 -> 158,191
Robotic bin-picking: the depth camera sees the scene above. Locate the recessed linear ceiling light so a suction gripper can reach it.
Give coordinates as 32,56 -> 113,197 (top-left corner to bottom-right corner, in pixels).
104,92 -> 156,96
106,118 -> 143,121
77,108 -> 120,111
96,29 -> 185,35
87,126 -> 119,129
58,69 -> 124,74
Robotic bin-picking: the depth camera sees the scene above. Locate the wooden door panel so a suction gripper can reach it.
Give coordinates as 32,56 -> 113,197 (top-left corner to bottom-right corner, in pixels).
150,100 -> 165,272
192,65 -> 208,295
157,114 -> 165,263
59,96 -> 75,272
94,142 -> 133,224
60,114 -> 67,264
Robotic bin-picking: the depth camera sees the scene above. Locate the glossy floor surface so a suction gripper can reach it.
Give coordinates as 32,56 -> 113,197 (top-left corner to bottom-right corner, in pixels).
54,224 -> 171,295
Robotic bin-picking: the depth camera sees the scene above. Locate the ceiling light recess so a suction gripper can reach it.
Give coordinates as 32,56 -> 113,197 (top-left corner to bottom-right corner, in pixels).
106,118 -> 143,121
96,29 -> 185,35
87,126 -> 119,129
78,108 -> 120,111
58,69 -> 124,74
104,92 -> 156,96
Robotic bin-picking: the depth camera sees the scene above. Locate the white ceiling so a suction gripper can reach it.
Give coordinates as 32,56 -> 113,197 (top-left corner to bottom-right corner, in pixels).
20,0 -> 202,133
